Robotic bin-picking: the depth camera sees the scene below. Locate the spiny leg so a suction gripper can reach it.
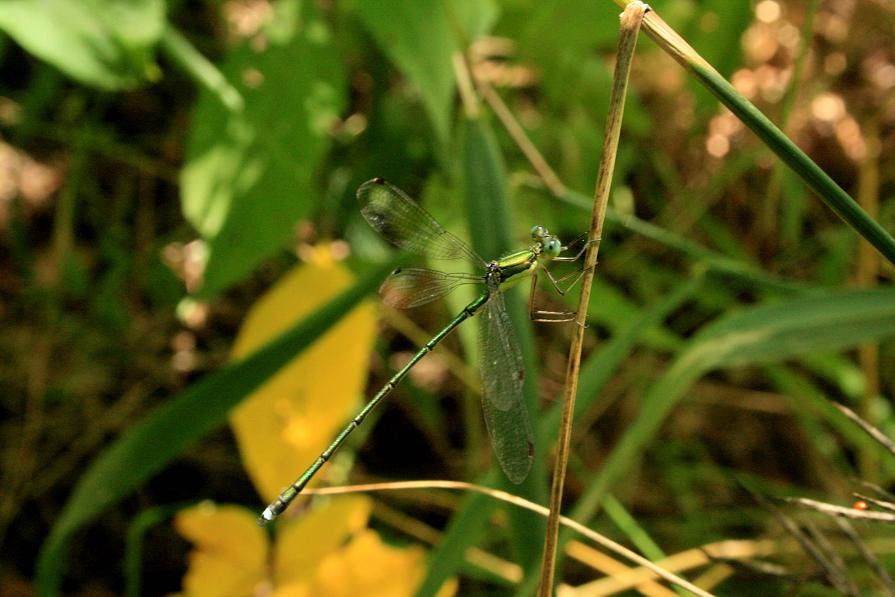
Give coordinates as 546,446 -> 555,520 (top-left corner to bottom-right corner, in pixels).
552,237 -> 599,263
528,268 -> 588,326
541,265 -> 591,296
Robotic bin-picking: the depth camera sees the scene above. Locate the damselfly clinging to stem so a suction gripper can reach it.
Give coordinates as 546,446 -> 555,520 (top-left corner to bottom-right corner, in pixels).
259,177 -> 587,525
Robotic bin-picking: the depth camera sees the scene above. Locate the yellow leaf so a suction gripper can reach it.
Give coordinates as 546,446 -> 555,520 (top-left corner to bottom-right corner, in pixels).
273,495 -> 372,586
306,529 -> 445,597
174,503 -> 269,597
230,247 -> 377,502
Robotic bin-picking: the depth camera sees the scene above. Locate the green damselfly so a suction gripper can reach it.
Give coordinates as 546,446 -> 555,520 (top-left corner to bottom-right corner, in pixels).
259,178 -> 583,525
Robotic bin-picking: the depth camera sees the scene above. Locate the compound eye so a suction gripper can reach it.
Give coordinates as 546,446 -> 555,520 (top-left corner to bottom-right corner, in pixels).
531,225 -> 547,240
545,238 -> 562,257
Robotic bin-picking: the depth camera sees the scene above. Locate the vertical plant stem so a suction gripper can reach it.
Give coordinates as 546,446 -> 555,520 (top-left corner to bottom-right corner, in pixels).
537,3 -> 647,594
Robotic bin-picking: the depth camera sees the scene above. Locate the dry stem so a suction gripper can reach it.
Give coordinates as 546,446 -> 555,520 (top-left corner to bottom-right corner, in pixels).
537,3 -> 648,594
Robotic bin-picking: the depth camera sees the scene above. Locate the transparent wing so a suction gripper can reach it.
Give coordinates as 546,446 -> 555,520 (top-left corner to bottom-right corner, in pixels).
379,267 -> 482,309
479,288 -> 525,412
481,385 -> 533,484
479,291 -> 533,484
357,178 -> 486,266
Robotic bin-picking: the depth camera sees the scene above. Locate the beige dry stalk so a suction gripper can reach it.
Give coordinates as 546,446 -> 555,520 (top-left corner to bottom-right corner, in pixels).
537,3 -> 648,595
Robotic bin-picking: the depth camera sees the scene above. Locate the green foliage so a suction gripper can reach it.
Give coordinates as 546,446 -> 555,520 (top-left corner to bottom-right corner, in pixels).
354,0 -> 457,146
0,0 -> 164,89
3,0 -> 894,595
181,1 -> 345,297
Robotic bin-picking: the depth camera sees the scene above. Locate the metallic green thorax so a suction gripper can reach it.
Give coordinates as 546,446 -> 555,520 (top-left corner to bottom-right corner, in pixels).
493,249 -> 538,281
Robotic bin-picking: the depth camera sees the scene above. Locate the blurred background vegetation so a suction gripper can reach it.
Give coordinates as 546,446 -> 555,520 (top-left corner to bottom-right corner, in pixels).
2,0 -> 895,595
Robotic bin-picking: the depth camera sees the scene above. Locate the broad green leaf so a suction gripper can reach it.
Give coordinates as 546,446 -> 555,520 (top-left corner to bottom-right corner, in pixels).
181,2 -> 345,297
0,0 -> 164,90
230,251 -> 377,503
36,259 -> 397,596
355,0 -> 456,145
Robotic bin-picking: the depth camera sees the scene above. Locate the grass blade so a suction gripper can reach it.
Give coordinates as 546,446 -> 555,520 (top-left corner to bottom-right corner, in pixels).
608,1 -> 895,264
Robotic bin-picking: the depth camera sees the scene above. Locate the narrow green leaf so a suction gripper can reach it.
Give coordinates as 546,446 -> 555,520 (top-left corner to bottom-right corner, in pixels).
0,0 -> 164,90
35,259 -> 397,596
624,4 -> 895,264
355,0 -> 456,144
124,504 -> 187,597
570,286 -> 895,550
690,60 -> 895,264
423,210 -> 702,597
527,285 -> 895,591
159,26 -> 243,113
181,3 -> 345,297
461,115 -> 546,566
560,188 -> 812,293
450,0 -> 500,41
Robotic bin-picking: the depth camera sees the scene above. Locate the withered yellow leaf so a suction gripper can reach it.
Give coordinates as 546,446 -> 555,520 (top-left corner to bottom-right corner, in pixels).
230,247 -> 377,503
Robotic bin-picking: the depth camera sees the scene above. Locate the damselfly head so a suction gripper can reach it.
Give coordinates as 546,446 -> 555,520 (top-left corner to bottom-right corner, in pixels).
532,225 -> 563,259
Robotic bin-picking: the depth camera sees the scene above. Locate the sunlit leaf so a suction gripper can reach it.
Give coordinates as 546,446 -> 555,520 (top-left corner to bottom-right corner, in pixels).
181,1 -> 345,297
174,503 -> 269,597
230,248 -> 377,503
0,0 -> 164,89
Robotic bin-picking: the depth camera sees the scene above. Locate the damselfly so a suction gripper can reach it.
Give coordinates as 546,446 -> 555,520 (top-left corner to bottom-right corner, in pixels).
259,178 -> 583,525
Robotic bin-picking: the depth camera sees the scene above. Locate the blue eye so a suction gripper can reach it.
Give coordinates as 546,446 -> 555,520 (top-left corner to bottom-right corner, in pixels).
531,225 -> 547,240
545,238 -> 562,257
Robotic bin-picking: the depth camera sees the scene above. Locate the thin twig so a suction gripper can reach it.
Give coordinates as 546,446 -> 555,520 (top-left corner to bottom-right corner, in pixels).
833,402 -> 895,458
303,480 -> 713,597
835,517 -> 895,596
786,497 -> 895,523
852,493 -> 895,513
477,80 -> 567,197
538,3 -> 648,594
